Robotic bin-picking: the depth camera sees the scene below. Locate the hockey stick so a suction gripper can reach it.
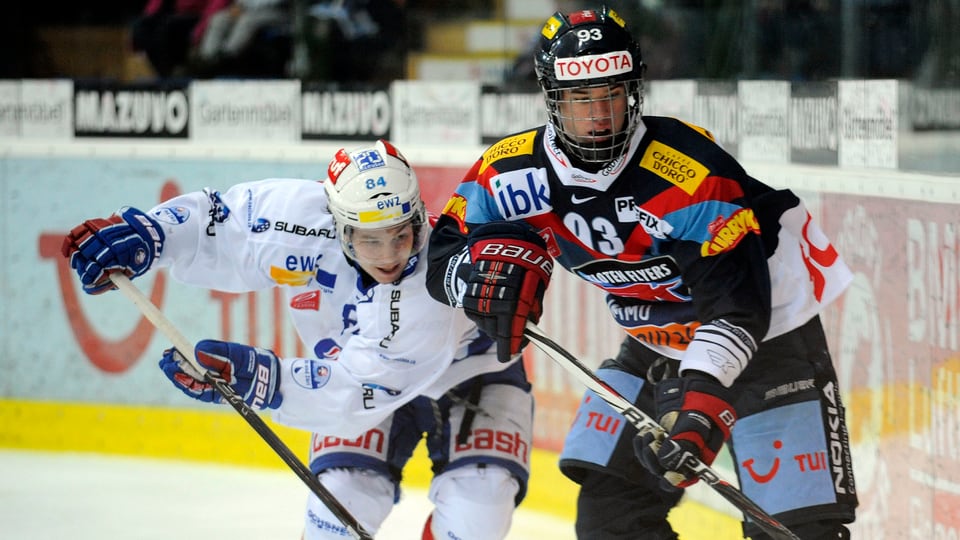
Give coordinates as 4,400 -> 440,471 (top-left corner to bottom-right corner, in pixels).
109,273 -> 374,540
523,322 -> 801,540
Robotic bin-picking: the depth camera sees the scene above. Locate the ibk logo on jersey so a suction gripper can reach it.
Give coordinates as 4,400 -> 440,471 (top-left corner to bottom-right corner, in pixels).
491,168 -> 552,219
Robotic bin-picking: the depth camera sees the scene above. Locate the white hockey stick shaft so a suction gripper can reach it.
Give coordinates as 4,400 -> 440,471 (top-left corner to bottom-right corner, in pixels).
524,321 -> 801,540
109,273 -> 373,540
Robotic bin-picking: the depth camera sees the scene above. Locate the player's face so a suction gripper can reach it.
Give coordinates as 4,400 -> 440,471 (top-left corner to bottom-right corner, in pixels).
350,221 -> 415,283
556,83 -> 628,145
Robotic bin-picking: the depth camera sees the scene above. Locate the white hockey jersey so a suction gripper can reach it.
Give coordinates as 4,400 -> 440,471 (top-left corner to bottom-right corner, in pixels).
148,178 -> 511,438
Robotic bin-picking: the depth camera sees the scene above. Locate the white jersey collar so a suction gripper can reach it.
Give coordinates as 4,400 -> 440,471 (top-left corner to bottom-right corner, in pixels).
542,119 -> 647,192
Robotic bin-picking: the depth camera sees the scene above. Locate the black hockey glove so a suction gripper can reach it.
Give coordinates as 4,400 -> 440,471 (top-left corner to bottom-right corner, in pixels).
635,372 -> 737,489
463,222 -> 552,363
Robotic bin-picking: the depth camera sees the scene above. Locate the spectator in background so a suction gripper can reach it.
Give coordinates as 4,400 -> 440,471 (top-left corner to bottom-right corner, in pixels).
310,0 -> 407,83
131,0 -> 228,78
191,0 -> 291,77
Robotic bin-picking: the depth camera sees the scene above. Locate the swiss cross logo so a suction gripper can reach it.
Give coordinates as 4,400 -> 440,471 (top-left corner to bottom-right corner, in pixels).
327,149 -> 351,183
567,10 -> 598,25
555,51 -> 633,81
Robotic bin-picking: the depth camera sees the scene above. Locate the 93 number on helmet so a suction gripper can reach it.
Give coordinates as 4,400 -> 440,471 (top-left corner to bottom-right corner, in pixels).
576,28 -> 602,41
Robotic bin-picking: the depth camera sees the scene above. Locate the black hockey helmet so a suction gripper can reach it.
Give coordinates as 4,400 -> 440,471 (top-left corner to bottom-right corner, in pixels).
533,7 -> 645,167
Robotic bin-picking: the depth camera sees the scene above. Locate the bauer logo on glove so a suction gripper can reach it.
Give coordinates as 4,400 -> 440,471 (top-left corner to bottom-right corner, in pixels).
159,340 -> 283,410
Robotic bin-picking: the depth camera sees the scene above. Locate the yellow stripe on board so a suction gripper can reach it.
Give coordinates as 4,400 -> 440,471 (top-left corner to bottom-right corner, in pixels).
0,399 -> 742,537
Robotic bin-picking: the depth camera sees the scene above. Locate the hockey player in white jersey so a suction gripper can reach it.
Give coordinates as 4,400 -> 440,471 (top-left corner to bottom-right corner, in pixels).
60,139 -> 537,539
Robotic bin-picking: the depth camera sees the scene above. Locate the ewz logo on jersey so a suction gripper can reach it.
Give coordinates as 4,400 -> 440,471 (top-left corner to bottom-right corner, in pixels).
270,253 -> 338,290
491,168 -> 552,219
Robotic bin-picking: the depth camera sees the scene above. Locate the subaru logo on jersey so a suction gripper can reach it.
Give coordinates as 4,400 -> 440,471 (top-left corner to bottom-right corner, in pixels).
555,51 -> 633,81
351,148 -> 385,171
251,217 -> 271,232
491,168 -> 552,219
289,358 -> 332,390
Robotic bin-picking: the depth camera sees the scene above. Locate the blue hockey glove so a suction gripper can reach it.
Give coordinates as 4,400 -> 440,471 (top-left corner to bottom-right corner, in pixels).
635,372 -> 737,489
60,207 -> 165,295
159,340 -> 283,410
463,222 -> 552,363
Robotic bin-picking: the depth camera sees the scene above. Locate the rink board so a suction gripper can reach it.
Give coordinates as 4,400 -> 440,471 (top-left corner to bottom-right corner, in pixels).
1,140 -> 958,537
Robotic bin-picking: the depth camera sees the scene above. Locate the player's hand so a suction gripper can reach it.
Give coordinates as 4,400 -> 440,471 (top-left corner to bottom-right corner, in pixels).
60,207 -> 165,295
635,372 -> 737,489
462,222 -> 552,363
158,340 -> 283,410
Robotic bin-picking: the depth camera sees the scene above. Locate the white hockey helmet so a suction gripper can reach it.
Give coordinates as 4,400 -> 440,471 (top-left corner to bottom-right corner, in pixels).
324,139 -> 427,260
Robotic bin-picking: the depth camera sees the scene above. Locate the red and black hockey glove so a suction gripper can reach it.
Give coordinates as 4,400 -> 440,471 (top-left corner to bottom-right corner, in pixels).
635,371 -> 737,489
463,222 -> 552,363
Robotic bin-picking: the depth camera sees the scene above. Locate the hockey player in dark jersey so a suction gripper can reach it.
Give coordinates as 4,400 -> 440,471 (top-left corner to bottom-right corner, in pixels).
425,6 -> 858,540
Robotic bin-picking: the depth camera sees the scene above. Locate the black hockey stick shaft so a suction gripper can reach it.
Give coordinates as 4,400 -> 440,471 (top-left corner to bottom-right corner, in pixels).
524,322 -> 801,540
109,274 -> 374,540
